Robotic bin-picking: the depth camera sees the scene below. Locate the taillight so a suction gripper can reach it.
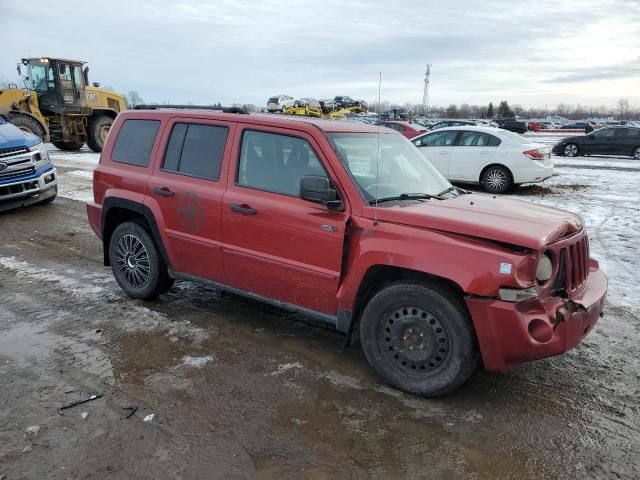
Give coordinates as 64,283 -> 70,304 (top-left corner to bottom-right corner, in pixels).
523,149 -> 545,160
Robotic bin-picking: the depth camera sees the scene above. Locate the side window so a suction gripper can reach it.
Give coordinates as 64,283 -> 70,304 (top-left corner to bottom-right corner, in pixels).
591,128 -> 614,138
458,131 -> 501,147
237,130 -> 327,197
112,119 -> 160,167
419,130 -> 458,147
616,128 -> 640,138
162,123 -> 228,180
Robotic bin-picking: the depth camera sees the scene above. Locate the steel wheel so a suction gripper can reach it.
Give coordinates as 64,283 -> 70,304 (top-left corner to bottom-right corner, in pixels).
379,306 -> 451,373
114,234 -> 151,288
564,143 -> 579,157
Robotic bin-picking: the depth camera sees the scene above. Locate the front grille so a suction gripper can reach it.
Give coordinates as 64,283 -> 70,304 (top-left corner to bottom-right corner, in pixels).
0,166 -> 35,180
0,146 -> 29,160
551,234 -> 589,294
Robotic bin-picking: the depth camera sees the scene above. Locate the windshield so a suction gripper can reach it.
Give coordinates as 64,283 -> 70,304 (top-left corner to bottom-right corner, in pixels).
328,132 -> 451,204
27,61 -> 55,93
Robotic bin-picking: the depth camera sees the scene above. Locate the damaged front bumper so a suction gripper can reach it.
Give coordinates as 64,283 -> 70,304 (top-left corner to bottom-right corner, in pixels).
465,264 -> 607,372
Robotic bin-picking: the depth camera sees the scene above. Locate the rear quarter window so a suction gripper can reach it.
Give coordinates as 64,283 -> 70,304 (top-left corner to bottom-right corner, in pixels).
111,119 -> 160,167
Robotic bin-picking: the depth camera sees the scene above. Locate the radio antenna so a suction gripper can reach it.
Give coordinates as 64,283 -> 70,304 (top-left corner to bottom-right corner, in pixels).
374,71 -> 381,224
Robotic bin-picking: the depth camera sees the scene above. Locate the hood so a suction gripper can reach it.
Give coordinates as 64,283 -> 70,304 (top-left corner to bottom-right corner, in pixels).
373,193 -> 583,250
0,121 -> 41,149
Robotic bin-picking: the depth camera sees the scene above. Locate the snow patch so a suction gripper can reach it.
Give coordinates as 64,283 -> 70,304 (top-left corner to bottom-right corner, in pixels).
179,355 -> 214,368
269,362 -> 303,376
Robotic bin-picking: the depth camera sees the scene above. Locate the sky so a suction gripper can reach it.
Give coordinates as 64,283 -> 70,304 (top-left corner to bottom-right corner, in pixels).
1,0 -> 639,109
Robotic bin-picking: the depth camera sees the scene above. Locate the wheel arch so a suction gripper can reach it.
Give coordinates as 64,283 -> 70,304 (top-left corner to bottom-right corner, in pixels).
479,163 -> 513,184
350,264 -> 466,333
90,109 -> 118,120
101,197 -> 171,269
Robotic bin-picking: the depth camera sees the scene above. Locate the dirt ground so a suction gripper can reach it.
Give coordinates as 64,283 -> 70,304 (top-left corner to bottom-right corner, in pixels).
0,149 -> 639,479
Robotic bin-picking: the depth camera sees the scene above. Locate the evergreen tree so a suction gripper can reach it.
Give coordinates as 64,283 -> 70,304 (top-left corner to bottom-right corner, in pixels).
487,102 -> 494,118
497,100 -> 513,118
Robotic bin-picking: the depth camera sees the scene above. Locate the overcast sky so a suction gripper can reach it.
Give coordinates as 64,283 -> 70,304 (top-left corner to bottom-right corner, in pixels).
1,0 -> 639,109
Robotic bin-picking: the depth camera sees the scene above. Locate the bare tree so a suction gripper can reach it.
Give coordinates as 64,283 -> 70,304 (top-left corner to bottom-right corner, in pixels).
617,98 -> 630,119
126,90 -> 144,108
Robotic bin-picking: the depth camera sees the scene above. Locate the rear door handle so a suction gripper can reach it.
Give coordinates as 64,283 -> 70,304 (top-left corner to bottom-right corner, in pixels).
153,187 -> 175,197
230,204 -> 257,215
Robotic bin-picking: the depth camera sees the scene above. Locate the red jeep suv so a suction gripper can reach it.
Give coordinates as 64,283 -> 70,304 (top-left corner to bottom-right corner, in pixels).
87,106 -> 607,396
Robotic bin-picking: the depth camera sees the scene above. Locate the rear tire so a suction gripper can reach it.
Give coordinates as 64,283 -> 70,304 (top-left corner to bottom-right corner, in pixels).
481,165 -> 512,194
359,282 -> 479,397
87,115 -> 113,152
109,221 -> 173,299
564,143 -> 579,157
8,114 -> 45,141
53,141 -> 83,151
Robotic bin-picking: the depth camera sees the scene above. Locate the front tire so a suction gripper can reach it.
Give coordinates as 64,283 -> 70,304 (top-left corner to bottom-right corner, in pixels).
87,115 -> 113,152
53,141 -> 83,151
359,282 -> 479,397
481,165 -> 512,194
564,143 -> 579,157
633,146 -> 640,160
9,114 -> 45,140
109,222 -> 173,299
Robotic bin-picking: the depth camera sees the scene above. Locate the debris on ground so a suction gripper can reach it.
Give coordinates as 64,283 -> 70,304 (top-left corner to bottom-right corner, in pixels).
22,446 -> 32,453
24,425 -> 40,436
81,412 -> 89,420
57,393 -> 103,414
143,414 -> 155,423
122,406 -> 138,419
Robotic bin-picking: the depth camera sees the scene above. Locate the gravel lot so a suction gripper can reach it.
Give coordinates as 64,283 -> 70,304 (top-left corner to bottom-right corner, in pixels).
0,144 -> 638,479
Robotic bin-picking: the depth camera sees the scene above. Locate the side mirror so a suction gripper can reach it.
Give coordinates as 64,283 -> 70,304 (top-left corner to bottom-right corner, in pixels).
300,175 -> 344,211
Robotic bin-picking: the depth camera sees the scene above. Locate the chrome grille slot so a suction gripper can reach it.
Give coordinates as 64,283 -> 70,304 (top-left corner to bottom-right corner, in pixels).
0,146 -> 29,160
0,166 -> 35,180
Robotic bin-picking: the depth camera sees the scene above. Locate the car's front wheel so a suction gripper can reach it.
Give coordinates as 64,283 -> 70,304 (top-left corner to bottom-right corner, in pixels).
633,146 -> 640,160
481,165 -> 512,194
109,221 -> 174,299
359,282 -> 479,397
564,143 -> 579,157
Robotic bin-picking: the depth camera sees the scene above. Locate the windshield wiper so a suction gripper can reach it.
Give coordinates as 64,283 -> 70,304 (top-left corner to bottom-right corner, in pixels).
369,193 -> 441,205
436,186 -> 468,198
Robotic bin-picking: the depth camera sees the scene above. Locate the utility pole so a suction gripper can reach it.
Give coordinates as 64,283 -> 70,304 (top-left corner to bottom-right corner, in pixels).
422,64 -> 431,116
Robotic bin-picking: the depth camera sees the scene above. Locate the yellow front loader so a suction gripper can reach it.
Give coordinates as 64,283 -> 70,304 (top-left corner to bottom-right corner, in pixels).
0,57 -> 126,152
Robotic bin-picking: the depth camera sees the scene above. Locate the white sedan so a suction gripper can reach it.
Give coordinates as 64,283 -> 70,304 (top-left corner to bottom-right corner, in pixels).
412,126 -> 553,194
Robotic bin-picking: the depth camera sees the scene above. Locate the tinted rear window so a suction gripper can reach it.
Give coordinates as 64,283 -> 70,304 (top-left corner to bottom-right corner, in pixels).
162,123 -> 228,180
112,119 -> 160,167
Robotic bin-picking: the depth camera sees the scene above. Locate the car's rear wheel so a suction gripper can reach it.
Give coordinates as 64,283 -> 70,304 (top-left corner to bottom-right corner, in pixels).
109,222 -> 174,299
481,165 -> 512,194
359,282 -> 479,397
633,146 -> 640,160
564,143 -> 579,157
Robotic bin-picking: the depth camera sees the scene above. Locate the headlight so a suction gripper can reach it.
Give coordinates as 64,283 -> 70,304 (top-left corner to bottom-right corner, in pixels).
29,142 -> 50,168
536,254 -> 553,283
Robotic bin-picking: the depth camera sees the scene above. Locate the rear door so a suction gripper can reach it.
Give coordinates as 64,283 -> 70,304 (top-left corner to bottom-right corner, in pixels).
448,131 -> 500,181
146,117 -> 235,282
613,128 -> 640,156
221,126 -> 349,315
413,130 -> 460,177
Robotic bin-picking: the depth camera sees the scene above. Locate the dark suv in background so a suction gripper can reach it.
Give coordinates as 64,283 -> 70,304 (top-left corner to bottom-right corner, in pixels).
553,126 -> 640,159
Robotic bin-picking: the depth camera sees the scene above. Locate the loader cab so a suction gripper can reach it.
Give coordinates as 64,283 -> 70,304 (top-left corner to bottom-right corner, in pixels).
22,58 -> 87,115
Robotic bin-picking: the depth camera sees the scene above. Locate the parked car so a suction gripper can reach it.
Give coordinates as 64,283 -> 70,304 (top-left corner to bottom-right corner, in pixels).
552,126 -> 640,159
0,114 -> 57,212
496,119 -> 528,134
87,107 -> 607,397
266,95 -> 295,112
376,120 -> 427,139
294,98 -> 321,109
412,126 -> 553,193
559,122 -> 594,130
319,99 -> 337,113
333,96 -> 360,109
429,120 -> 477,130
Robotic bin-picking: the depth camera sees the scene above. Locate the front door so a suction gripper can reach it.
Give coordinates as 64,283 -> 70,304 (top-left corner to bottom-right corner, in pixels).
415,130 -> 460,177
585,128 -> 616,155
221,127 -> 348,315
147,118 -> 235,282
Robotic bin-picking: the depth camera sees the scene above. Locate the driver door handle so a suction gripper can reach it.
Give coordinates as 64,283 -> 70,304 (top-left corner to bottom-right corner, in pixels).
230,204 -> 257,215
153,187 -> 175,197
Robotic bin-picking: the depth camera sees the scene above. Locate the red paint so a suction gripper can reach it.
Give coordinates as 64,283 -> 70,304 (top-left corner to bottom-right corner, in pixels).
88,110 -> 607,372
375,121 -> 426,139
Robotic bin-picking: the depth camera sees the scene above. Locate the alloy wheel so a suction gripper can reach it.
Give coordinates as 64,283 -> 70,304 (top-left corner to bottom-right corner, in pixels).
485,169 -> 507,191
634,147 -> 640,160
379,306 -> 451,373
114,234 -> 151,288
564,144 -> 578,157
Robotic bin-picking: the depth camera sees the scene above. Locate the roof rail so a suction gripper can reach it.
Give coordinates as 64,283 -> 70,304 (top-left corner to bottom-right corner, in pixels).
133,104 -> 249,114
